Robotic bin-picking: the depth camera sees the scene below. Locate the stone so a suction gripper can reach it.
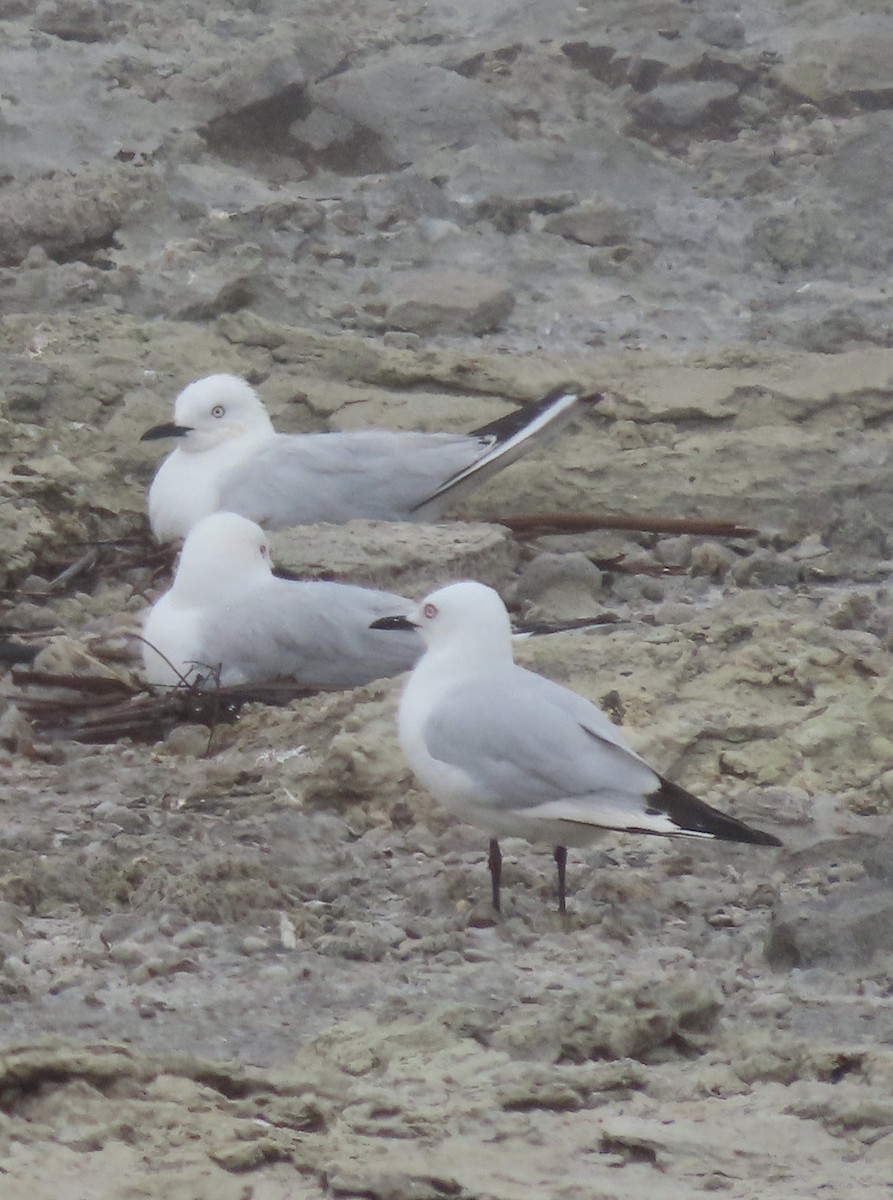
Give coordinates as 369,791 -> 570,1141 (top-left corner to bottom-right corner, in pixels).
821,114 -> 893,216
510,552 -> 604,620
695,12 -> 746,49
163,725 -> 212,757
170,31 -> 346,124
493,975 -> 721,1063
730,552 -> 800,588
172,271 -> 257,321
0,164 -> 151,267
272,520 -> 519,594
325,1169 -> 468,1200
629,81 -> 740,135
384,270 -> 515,336
781,306 -> 892,355
34,0 -> 114,42
765,884 -> 893,968
690,541 -> 737,580
297,61 -> 505,171
654,535 -> 693,569
588,241 -> 655,277
751,210 -> 834,271
773,32 -> 893,108
544,201 -> 634,247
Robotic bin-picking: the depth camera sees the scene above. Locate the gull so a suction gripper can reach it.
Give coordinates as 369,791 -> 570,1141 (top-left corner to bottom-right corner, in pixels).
371,581 -> 782,913
141,514 -> 605,691
141,374 -> 598,542
142,512 -> 421,689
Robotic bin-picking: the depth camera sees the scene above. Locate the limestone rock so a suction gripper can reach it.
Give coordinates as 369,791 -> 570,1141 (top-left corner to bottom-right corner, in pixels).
773,31 -> 893,108
766,884 -> 893,967
297,61 -> 505,172
34,0 -> 116,42
628,80 -> 741,136
0,164 -> 151,267
271,519 -> 519,595
695,12 -> 746,49
544,201 -> 635,247
751,210 -> 835,272
510,552 -> 605,621
385,270 -> 514,336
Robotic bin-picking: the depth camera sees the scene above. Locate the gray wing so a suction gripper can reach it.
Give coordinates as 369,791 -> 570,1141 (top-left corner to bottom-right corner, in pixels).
423,666 -> 659,814
196,578 -> 421,687
219,431 -> 488,527
423,667 -> 779,845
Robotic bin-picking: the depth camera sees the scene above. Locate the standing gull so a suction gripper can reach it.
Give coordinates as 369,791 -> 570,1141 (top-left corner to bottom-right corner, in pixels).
372,581 -> 781,913
141,374 -> 597,542
142,512 -> 421,689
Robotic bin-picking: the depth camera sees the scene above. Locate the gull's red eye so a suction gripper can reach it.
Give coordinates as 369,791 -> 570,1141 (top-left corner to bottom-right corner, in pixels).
259,544 -> 267,557
423,602 -> 438,619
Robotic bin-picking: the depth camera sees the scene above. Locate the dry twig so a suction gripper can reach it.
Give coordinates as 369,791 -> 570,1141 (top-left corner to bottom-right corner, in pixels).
492,512 -> 758,539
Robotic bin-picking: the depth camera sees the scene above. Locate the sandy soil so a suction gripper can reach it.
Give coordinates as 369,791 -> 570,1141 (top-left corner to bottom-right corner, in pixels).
3,1 -> 893,1197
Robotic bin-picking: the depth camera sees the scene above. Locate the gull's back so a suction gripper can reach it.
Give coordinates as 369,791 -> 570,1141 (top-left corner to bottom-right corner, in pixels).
217,429 -> 491,528
196,577 -> 422,687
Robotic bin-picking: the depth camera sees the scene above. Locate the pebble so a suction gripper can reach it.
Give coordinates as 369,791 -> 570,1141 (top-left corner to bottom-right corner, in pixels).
173,923 -> 215,949
706,908 -> 745,929
239,935 -> 269,955
731,553 -> 800,588
108,941 -> 147,966
163,725 -> 212,757
130,955 -> 197,982
654,534 -> 693,568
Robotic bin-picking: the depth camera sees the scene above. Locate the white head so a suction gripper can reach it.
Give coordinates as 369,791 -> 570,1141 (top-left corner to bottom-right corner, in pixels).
142,375 -> 275,455
374,580 -> 514,662
171,512 -> 274,603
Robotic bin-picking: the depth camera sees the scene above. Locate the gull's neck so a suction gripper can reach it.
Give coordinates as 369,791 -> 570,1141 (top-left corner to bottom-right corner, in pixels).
408,627 -> 514,698
172,557 -> 271,606
433,631 -> 513,669
183,422 -> 276,461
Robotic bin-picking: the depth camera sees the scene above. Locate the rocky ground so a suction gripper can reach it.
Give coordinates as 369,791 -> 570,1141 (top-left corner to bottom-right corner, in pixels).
3,0 -> 893,1197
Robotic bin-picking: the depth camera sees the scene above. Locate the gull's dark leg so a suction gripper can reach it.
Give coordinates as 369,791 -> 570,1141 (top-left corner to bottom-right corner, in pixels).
488,838 -> 502,912
554,845 -> 568,914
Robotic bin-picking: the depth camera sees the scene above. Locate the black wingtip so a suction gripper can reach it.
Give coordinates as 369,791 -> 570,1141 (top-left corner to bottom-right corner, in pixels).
410,384 -> 599,515
651,777 -> 783,847
468,384 -> 591,441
